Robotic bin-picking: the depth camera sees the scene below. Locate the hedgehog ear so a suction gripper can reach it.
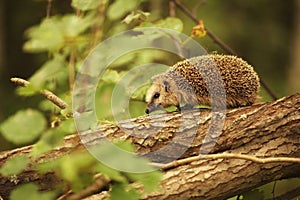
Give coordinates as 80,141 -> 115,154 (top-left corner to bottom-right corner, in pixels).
163,81 -> 170,92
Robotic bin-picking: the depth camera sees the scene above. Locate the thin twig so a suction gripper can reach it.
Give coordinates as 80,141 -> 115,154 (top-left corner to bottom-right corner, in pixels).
169,1 -> 176,17
172,0 -> 277,100
69,50 -> 75,91
10,77 -> 30,87
46,0 -> 52,18
172,0 -> 237,55
11,77 -> 68,109
151,153 -> 300,170
40,90 -> 68,109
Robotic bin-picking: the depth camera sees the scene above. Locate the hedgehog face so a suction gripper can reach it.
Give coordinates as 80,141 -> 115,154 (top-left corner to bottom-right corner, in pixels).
145,80 -> 179,114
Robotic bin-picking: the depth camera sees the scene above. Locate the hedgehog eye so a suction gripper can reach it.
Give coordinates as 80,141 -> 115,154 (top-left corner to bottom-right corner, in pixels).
153,92 -> 160,99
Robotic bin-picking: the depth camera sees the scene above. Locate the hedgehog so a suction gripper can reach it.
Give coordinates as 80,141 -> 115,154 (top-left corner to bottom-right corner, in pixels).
145,54 -> 260,114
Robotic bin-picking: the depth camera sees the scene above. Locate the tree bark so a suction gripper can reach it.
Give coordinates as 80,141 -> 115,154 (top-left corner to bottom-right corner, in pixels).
0,93 -> 299,199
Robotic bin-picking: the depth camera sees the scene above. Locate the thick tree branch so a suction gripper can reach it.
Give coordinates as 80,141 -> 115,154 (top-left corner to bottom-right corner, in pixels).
0,93 -> 299,199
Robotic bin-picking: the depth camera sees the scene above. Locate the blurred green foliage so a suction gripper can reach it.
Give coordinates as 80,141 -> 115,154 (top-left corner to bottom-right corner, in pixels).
10,183 -> 56,200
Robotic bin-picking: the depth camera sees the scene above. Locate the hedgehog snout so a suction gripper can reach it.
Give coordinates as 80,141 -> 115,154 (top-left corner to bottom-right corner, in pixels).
145,108 -> 150,114
145,103 -> 152,114
145,103 -> 162,114
145,104 -> 154,114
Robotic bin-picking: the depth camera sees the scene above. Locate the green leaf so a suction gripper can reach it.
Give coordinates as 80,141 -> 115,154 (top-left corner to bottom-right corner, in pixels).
155,17 -> 183,32
122,10 -> 150,24
61,14 -> 96,37
140,17 -> 183,32
29,54 -> 67,88
23,17 -> 64,53
89,141 -> 159,173
59,152 -> 96,191
107,0 -> 139,20
101,69 -> 121,83
23,14 -> 95,53
131,84 -> 149,100
109,53 -> 136,69
93,163 -> 126,183
71,0 -> 103,11
15,84 -> 39,96
0,155 -> 30,176
35,159 -> 60,174
30,129 -> 65,157
17,54 -> 68,97
59,118 -> 76,134
16,54 -> 67,97
0,109 -> 46,145
126,170 -> 162,193
59,152 -> 95,180
10,183 -> 56,200
114,140 -> 135,152
110,183 -> 140,200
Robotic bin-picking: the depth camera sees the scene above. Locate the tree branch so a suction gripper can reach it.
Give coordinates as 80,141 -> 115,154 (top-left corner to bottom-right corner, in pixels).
0,93 -> 299,199
10,77 -> 68,109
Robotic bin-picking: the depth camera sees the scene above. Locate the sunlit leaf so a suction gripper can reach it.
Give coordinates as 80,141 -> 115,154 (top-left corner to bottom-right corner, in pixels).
109,53 -> 136,69
101,69 -> 121,83
89,141 -> 158,173
30,129 -> 65,157
59,118 -> 76,134
0,109 -> 46,144
10,183 -> 56,200
155,17 -> 183,32
23,17 -> 64,53
61,14 -> 96,37
35,159 -> 60,174
15,84 -> 39,96
71,0 -> 103,11
59,152 -> 95,181
23,14 -> 95,53
129,101 -> 147,118
110,183 -> 140,200
140,17 -> 183,32
107,0 -> 139,20
126,170 -> 162,193
59,152 -> 96,191
95,83 -> 114,121
122,10 -> 150,24
131,84 -> 149,100
29,54 -> 68,88
93,163 -> 127,183
0,155 -> 30,176
114,140 -> 135,152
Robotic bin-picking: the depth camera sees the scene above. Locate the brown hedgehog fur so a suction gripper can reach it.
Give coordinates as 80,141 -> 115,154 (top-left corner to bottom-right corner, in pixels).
145,54 -> 260,113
